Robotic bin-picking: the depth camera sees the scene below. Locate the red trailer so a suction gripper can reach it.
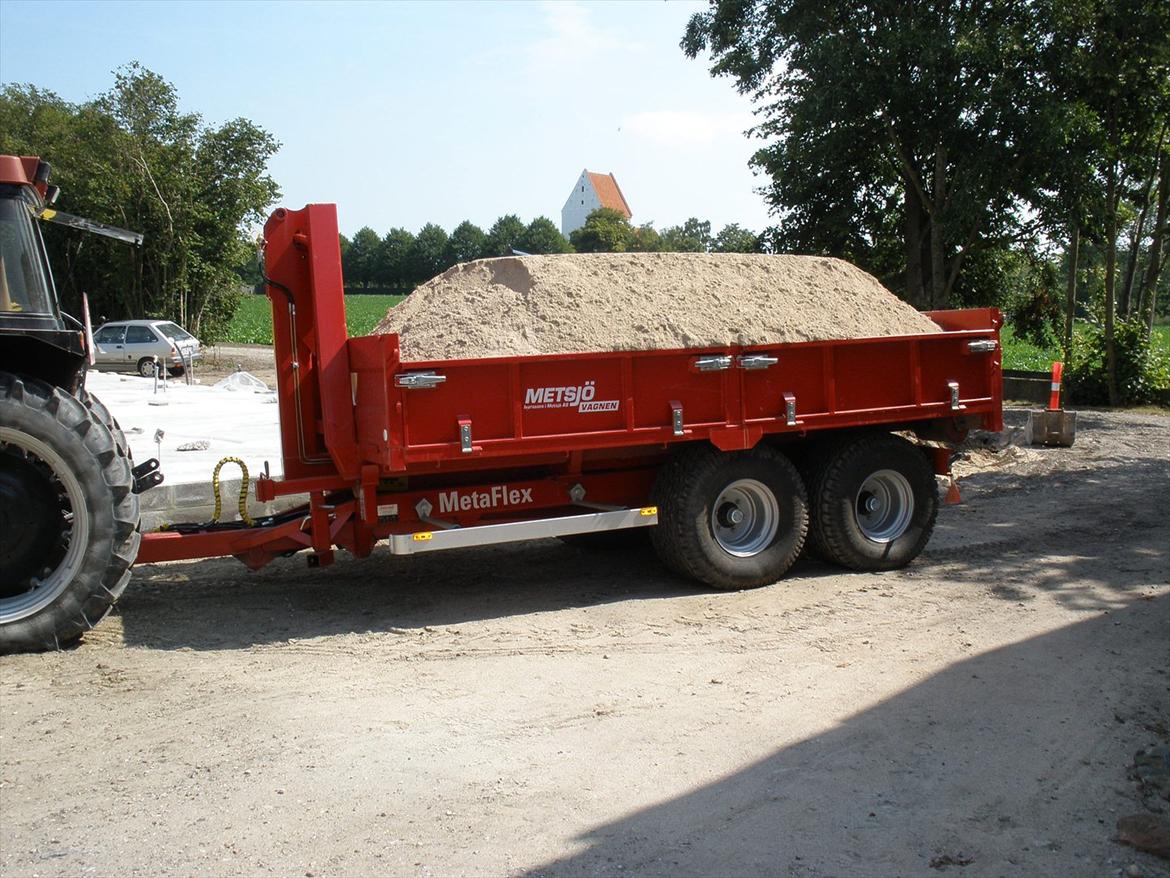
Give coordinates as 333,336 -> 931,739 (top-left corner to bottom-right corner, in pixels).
138,203 -> 1003,589
0,165 -> 1002,652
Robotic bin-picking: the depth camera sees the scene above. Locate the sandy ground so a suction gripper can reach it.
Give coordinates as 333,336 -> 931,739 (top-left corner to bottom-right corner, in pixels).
1,409 -> 1167,878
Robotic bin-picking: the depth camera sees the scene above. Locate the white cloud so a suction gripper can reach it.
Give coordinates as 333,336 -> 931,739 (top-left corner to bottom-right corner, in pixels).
528,1 -> 637,69
622,110 -> 756,146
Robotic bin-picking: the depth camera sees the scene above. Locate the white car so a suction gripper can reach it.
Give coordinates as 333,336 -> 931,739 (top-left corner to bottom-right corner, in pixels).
91,319 -> 203,377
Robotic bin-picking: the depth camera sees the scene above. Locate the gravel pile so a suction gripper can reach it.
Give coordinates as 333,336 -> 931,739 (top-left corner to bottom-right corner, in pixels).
374,252 -> 940,361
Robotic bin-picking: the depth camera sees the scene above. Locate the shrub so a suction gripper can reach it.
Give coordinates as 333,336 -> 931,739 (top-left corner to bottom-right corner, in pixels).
1066,318 -> 1170,405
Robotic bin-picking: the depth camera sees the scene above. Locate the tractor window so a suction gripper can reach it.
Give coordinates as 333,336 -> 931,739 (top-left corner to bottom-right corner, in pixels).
0,191 -> 53,315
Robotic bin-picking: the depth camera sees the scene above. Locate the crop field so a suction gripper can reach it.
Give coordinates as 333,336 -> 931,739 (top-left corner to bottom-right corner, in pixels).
226,293 -> 404,344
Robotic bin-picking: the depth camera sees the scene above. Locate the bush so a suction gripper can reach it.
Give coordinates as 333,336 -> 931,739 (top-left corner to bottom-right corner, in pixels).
1066,318 -> 1170,405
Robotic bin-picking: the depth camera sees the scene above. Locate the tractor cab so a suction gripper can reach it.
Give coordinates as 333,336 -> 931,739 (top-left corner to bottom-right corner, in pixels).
0,156 -> 141,392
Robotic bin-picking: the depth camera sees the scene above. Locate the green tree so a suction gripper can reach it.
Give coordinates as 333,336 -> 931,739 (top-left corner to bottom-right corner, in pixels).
485,214 -> 526,256
569,207 -> 635,252
683,1 -> 1045,309
346,226 -> 381,288
630,223 -> 664,252
661,218 -> 713,252
1032,0 -> 1170,403
713,223 -> 761,253
520,217 -> 572,254
408,222 -> 450,282
0,64 -> 279,341
380,227 -> 416,289
445,220 -> 488,265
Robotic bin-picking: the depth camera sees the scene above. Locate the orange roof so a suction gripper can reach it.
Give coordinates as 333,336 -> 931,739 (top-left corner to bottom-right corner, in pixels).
587,171 -> 631,218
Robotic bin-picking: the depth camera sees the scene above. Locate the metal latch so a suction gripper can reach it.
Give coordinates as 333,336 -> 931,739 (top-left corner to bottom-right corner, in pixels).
693,355 -> 733,372
395,371 -> 446,389
670,400 -> 684,436
948,381 -> 966,411
458,418 -> 474,453
737,354 -> 778,370
967,340 -> 998,353
782,392 -> 798,427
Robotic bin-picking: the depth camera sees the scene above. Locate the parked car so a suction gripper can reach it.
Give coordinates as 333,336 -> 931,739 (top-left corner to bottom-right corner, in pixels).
91,319 -> 203,377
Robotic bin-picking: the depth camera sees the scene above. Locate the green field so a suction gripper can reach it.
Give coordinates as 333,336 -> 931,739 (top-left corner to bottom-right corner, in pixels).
1000,323 -> 1170,371
226,294 -> 405,344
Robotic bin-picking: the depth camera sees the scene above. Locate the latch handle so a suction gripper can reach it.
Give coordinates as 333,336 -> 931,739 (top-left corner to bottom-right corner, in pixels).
737,354 -> 779,370
693,355 -> 733,372
395,371 -> 447,389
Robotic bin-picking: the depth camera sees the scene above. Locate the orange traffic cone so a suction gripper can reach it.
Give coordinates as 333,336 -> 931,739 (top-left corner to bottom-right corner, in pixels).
945,477 -> 962,505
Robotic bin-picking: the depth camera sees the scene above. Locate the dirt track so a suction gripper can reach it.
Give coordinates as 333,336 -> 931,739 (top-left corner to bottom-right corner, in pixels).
1,409 -> 1168,878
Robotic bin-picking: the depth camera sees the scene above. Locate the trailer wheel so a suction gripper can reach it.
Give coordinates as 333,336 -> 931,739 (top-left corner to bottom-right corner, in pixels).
650,444 -> 807,590
807,433 -> 937,571
0,374 -> 140,653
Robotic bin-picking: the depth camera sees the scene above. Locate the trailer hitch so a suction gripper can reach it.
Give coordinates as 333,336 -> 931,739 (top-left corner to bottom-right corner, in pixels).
131,458 -> 164,494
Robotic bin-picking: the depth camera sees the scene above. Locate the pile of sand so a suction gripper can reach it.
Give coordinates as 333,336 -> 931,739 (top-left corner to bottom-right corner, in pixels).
374,252 -> 940,361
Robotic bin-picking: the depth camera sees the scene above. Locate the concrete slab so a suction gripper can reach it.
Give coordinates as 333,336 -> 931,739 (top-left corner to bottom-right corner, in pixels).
84,370 -> 306,529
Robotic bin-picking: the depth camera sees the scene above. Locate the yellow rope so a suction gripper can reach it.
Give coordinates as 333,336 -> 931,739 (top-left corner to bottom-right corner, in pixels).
211,457 -> 254,526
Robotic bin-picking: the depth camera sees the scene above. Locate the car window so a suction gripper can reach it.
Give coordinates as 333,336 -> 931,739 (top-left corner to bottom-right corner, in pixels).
125,325 -> 156,344
94,325 -> 125,344
155,321 -> 195,342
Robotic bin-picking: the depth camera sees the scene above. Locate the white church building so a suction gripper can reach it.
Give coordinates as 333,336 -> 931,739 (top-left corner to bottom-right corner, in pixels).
561,169 -> 632,237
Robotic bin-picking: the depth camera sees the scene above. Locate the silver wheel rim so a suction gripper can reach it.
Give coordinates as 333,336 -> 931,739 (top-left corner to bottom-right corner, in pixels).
855,469 -> 914,543
0,427 -> 89,624
710,478 -> 779,557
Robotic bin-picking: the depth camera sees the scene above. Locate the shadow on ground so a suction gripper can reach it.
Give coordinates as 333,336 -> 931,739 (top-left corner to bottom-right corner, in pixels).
520,593 -> 1170,878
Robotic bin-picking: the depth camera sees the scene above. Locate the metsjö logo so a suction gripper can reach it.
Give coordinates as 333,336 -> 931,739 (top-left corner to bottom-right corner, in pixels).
523,380 -> 619,412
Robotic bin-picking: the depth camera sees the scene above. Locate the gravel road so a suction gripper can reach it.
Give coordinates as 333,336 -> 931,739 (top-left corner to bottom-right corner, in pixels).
1,409 -> 1167,878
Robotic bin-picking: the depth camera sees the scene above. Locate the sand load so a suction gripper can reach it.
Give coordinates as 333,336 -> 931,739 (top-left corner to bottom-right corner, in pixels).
373,252 -> 940,362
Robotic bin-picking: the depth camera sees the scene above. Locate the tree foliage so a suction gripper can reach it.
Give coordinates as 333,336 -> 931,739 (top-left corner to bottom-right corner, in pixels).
445,220 -> 487,265
570,208 -> 636,252
0,64 -> 280,341
684,0 -> 1170,404
521,217 -> 573,254
486,214 -> 526,257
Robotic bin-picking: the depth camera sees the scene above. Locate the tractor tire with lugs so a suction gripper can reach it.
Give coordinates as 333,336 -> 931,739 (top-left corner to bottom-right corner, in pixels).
0,374 -> 140,653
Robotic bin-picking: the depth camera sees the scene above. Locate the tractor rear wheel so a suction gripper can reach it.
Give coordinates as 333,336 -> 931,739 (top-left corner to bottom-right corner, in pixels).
0,374 -> 140,653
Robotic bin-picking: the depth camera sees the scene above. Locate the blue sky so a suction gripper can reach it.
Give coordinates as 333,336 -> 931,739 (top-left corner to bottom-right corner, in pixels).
0,0 -> 772,238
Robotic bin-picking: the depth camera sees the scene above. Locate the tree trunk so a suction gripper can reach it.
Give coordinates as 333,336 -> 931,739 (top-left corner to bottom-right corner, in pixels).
1105,160 -> 1119,407
1120,172 -> 1155,318
1141,155 -> 1168,336
930,147 -> 947,309
1064,224 -> 1080,356
904,186 -> 926,307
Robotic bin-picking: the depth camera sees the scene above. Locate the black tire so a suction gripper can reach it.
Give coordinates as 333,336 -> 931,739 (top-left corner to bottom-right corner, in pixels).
807,433 -> 938,571
79,385 -> 131,460
0,374 -> 141,653
791,439 -> 845,563
137,357 -> 156,378
650,444 -> 808,590
559,528 -> 651,550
